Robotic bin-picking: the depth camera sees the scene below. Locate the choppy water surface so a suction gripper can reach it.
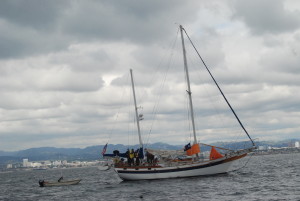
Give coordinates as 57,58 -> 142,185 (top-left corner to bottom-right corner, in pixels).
0,153 -> 299,201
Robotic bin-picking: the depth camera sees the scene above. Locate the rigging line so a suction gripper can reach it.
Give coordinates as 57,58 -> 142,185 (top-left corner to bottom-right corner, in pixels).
139,27 -> 180,104
139,50 -> 169,104
200,143 -> 234,151
144,51 -> 173,147
228,152 -> 254,173
188,55 -> 231,138
182,27 -> 255,147
128,80 -> 135,148
185,37 -> 246,147
145,27 -> 180,147
186,51 -> 230,143
106,72 -> 130,145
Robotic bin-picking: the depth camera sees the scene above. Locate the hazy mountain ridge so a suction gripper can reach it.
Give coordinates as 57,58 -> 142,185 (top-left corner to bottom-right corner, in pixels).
0,139 -> 299,165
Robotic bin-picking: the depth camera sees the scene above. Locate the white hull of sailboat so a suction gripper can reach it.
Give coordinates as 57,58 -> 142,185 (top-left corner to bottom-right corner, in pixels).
114,153 -> 246,181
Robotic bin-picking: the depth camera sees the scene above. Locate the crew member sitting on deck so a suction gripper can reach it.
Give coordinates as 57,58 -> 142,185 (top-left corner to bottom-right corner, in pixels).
146,150 -> 154,165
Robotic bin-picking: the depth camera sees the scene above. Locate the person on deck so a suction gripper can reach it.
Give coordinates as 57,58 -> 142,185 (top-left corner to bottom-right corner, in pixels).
126,149 -> 131,166
135,149 -> 140,166
146,150 -> 154,165
129,149 -> 135,166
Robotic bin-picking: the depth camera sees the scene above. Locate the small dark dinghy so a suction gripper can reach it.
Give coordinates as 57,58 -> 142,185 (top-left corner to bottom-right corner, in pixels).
39,177 -> 81,187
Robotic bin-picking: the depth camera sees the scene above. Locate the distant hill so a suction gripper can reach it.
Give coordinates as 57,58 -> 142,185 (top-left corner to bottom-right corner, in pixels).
0,139 -> 298,165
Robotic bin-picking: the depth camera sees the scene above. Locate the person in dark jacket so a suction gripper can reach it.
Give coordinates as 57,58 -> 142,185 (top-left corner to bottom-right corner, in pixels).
126,149 -> 131,166
135,149 -> 140,166
146,150 -> 154,165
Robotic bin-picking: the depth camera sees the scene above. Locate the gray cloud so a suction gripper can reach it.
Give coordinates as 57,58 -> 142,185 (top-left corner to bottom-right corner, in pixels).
0,0 -> 68,30
0,0 -> 200,59
0,0 -> 300,151
0,0 -> 71,59
62,0 -> 200,44
0,19 -> 70,59
232,0 -> 300,34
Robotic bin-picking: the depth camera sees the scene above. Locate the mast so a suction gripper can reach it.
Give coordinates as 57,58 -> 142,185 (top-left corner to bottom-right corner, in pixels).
180,25 -> 198,146
130,69 -> 143,148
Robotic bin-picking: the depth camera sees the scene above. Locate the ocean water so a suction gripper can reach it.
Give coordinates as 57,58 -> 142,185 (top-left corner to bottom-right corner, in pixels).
0,153 -> 299,201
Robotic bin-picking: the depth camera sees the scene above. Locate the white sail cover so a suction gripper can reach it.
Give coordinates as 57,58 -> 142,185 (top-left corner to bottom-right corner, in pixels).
145,148 -> 186,158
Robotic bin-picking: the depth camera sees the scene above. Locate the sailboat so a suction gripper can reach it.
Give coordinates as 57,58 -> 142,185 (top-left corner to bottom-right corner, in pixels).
103,25 -> 256,181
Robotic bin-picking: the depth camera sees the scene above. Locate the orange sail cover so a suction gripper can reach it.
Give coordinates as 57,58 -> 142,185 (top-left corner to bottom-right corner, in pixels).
209,146 -> 224,160
186,144 -> 200,156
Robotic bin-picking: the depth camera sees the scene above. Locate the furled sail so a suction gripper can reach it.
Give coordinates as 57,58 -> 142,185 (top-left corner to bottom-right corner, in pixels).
145,148 -> 185,158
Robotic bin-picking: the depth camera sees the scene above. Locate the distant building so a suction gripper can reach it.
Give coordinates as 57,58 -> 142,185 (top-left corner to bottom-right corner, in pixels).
52,160 -> 62,166
44,160 -> 52,166
258,146 -> 267,150
7,164 -> 12,169
31,162 -> 42,167
23,159 -> 30,167
295,141 -> 300,148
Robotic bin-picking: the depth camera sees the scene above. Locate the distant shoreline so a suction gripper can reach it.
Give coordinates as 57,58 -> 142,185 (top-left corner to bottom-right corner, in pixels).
253,147 -> 300,155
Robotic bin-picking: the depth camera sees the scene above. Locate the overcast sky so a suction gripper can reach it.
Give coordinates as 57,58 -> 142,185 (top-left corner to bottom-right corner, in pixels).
1,0 -> 300,151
